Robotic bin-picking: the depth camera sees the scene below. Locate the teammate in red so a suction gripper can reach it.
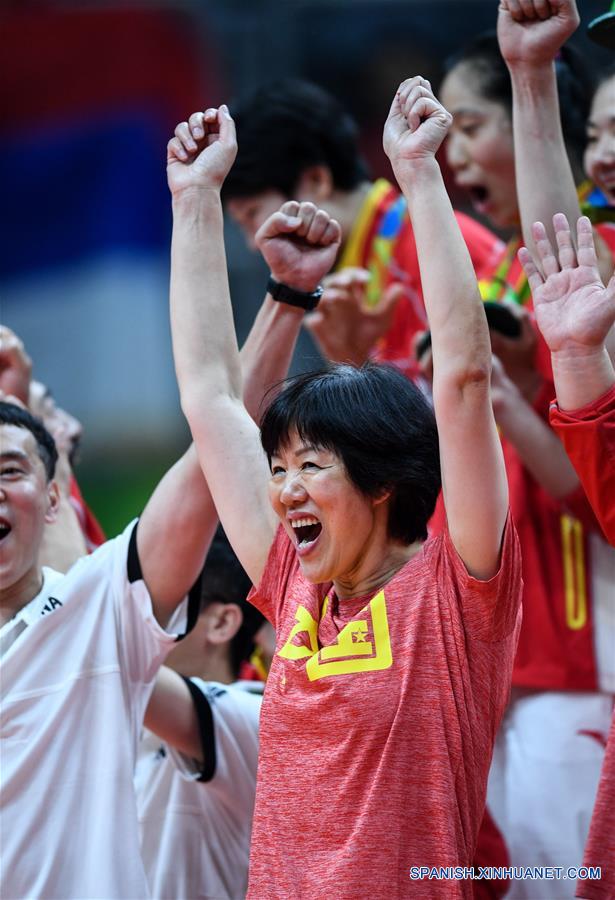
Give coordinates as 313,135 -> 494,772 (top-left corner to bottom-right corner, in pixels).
222,78 -> 502,383
167,82 -> 522,898
519,211 -> 615,900
438,10 -> 615,889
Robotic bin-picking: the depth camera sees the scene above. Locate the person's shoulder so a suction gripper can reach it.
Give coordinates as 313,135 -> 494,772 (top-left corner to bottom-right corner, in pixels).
189,679 -> 262,732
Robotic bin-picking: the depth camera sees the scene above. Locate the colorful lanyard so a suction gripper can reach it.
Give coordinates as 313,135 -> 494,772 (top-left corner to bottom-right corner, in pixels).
479,183 -> 614,305
337,179 -> 407,307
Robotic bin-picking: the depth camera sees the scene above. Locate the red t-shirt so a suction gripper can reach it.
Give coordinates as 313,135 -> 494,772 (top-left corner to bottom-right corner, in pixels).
578,712 -> 615,900
548,387 -> 615,900
246,520 -> 522,899
550,384 -> 615,547
426,231 -> 605,692
430,439 -> 601,691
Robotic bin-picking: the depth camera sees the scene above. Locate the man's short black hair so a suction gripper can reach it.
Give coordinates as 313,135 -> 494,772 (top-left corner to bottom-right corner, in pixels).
222,78 -> 370,201
199,526 -> 263,679
260,363 -> 441,546
443,32 -> 594,175
0,401 -> 57,481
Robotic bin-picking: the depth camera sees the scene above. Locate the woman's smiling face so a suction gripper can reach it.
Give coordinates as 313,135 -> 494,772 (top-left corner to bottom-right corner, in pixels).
440,64 -> 519,230
268,429 -> 384,588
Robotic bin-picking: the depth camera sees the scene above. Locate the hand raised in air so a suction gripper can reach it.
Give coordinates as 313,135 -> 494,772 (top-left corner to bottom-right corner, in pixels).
167,106 -> 237,197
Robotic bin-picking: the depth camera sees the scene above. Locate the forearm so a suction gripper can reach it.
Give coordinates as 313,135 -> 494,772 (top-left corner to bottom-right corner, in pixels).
170,190 -> 243,413
240,296 -> 304,422
509,64 -> 613,283
138,444 -> 218,625
144,668 -> 202,763
509,64 -> 580,248
495,390 -> 580,498
551,346 -> 615,411
397,159 -> 491,378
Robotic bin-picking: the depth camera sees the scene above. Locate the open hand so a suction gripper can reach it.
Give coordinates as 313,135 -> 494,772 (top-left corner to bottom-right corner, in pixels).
167,106 -> 237,197
256,201 -> 341,293
304,268 -> 404,364
497,0 -> 579,67
0,326 -> 32,405
519,214 -> 615,352
383,77 -> 452,174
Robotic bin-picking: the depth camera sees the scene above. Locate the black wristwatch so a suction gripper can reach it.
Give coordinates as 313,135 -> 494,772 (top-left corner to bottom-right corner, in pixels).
266,275 -> 323,311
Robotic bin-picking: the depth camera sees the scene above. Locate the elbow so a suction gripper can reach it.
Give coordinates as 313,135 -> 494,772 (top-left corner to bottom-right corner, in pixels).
439,360 -> 492,397
179,388 -> 202,426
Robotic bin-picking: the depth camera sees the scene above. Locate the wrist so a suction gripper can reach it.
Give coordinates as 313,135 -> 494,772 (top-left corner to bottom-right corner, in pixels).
392,156 -> 441,188
551,345 -> 615,411
551,344 -> 610,367
171,187 -> 222,214
507,57 -> 556,80
266,276 -> 323,311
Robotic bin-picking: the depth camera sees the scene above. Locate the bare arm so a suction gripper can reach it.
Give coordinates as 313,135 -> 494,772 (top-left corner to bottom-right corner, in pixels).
498,0 -> 613,283
167,108 -> 341,587
519,214 -> 615,410
139,209 -> 315,623
384,79 -> 508,579
144,667 -> 203,763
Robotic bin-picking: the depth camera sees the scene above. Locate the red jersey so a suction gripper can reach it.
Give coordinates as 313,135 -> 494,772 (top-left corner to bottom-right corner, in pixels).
456,227 -> 608,692
337,179 -> 503,381
549,386 -> 615,899
502,438 -> 602,691
578,712 -> 615,900
550,385 -> 615,547
429,438 -> 601,691
246,520 -> 522,899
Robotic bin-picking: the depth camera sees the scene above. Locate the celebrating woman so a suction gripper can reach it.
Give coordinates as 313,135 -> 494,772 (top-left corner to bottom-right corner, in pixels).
166,82 -> 522,898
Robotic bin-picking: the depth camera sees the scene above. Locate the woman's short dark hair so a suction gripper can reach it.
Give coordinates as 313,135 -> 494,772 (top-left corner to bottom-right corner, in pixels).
222,78 -> 370,201
0,401 -> 57,480
260,363 -> 441,546
443,32 -> 595,177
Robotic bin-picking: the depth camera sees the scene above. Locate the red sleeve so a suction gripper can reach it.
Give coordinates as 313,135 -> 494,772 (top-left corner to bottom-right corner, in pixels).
549,384 -> 615,546
428,513 -> 523,643
247,526 -> 299,627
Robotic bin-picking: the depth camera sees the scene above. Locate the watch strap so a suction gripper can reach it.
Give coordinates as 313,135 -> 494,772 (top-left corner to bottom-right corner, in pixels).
266,275 -> 323,311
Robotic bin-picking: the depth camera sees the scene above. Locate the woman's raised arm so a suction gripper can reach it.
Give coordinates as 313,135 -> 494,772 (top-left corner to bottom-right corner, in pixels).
384,79 -> 508,579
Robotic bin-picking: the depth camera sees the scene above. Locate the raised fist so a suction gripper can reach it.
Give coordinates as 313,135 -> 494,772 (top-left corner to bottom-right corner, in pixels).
255,201 -> 342,293
167,106 -> 237,197
497,0 -> 579,68
383,77 -> 452,174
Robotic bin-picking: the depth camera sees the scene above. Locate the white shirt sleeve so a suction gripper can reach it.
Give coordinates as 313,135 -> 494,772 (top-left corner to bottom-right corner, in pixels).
167,681 -> 262,802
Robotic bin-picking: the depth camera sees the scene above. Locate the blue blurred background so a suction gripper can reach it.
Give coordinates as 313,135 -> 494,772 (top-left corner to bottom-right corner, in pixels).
1,0 -> 611,536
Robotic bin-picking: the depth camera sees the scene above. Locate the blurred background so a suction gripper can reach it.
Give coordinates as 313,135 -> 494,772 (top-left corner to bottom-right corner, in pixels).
1,0 -> 611,536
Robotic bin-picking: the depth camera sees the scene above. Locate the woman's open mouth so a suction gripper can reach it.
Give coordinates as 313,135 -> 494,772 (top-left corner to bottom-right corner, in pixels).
0,519 -> 11,544
290,516 -> 322,554
468,185 -> 490,210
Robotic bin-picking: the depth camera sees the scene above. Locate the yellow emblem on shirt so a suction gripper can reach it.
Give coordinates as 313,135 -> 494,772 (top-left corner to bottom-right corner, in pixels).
278,590 -> 393,680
